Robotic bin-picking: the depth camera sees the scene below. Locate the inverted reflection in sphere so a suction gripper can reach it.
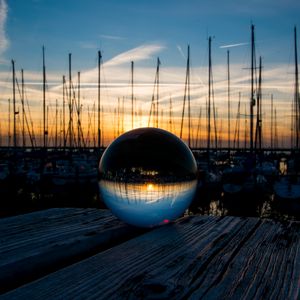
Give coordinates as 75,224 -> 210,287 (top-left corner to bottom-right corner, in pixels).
98,128 -> 197,228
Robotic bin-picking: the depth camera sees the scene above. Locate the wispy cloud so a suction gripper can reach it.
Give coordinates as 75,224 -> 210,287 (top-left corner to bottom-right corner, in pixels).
99,34 -> 125,41
49,43 -> 166,92
104,43 -> 165,67
176,45 -> 186,60
219,42 -> 248,49
0,0 -> 9,61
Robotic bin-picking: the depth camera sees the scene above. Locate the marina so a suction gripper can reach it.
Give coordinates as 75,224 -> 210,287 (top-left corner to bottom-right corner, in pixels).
1,1 -> 300,298
0,147 -> 299,221
1,24 -> 300,224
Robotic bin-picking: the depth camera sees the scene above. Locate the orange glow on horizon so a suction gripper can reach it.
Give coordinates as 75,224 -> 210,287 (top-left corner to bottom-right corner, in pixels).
146,183 -> 154,191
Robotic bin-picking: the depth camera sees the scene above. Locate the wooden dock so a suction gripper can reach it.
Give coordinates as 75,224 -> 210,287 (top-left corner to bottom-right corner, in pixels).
0,208 -> 299,299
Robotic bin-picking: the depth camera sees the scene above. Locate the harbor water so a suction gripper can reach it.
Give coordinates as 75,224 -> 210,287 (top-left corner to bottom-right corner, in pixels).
0,148 -> 299,221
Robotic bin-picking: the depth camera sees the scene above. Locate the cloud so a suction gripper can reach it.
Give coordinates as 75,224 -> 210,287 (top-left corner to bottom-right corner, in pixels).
104,43 -> 166,67
0,0 -> 8,58
75,43 -> 165,85
42,43 -> 167,110
219,42 -> 248,49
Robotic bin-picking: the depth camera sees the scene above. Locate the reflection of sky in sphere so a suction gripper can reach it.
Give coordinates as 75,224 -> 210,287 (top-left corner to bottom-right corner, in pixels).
99,181 -> 197,227
99,127 -> 197,228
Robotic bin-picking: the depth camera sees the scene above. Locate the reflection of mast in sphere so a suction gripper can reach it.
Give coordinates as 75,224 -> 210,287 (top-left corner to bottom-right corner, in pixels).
98,127 -> 198,228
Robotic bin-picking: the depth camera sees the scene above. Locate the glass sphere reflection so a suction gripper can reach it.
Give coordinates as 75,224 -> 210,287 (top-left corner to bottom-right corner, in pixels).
98,127 -> 197,228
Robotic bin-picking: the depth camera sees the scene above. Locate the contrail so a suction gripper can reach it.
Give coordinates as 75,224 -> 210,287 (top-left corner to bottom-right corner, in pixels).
177,45 -> 186,59
220,42 -> 248,49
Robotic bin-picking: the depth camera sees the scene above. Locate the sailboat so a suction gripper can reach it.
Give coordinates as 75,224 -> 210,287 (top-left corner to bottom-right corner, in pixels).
223,25 -> 270,197
197,38 -> 222,191
273,27 -> 300,211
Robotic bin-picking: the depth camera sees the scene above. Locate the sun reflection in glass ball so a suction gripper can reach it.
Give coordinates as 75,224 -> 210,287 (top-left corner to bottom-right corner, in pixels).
98,127 -> 197,228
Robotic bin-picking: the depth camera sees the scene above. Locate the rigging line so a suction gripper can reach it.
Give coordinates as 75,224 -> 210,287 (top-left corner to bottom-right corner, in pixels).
86,106 -> 91,146
195,107 -> 202,148
15,78 -> 35,147
148,61 -> 160,127
24,84 -> 37,147
180,67 -> 188,139
180,45 -> 190,140
23,89 -> 36,146
210,55 -> 218,150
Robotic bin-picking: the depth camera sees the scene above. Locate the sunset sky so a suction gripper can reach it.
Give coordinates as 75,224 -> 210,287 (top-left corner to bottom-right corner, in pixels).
0,0 -> 300,147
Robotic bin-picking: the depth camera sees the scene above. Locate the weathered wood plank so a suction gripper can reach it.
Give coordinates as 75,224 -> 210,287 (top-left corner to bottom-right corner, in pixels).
186,220 -> 300,299
0,208 -> 144,294
0,212 -> 300,299
1,213 -> 299,300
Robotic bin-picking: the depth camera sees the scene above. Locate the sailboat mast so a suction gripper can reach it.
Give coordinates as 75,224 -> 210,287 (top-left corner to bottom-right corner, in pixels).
180,45 -> 191,146
12,60 -> 17,147
62,75 -> 66,148
294,26 -> 299,149
259,57 -> 263,150
227,50 -> 231,151
131,61 -> 134,129
114,108 -> 116,139
237,94 -> 241,149
68,53 -> 73,148
244,104 -> 247,150
87,105 -> 91,147
207,37 -> 212,153
55,99 -> 58,148
250,24 -> 256,153
117,97 -> 120,136
195,107 -> 202,148
93,101 -> 96,147
21,69 -> 25,147
77,71 -> 81,148
271,94 -> 274,149
46,105 -> 49,146
156,58 -> 160,128
8,98 -> 11,147
42,46 -> 47,148
169,96 -> 173,133
101,105 -> 104,146
255,56 -> 262,151
187,47 -> 191,147
98,51 -> 102,148
233,91 -> 241,150
274,108 -> 278,148
122,96 -> 125,134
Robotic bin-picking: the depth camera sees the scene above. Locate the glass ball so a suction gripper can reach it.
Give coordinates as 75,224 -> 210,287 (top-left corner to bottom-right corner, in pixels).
98,127 -> 197,228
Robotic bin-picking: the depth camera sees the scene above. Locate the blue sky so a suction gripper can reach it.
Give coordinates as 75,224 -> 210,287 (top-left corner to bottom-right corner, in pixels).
1,0 -> 300,146
3,0 -> 300,69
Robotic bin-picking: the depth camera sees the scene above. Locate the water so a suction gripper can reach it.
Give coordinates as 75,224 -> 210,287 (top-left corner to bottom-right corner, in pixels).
0,175 -> 299,221
0,147 -> 299,222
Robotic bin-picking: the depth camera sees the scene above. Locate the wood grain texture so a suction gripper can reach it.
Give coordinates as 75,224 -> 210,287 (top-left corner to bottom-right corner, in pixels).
0,208 -> 143,294
1,212 -> 298,300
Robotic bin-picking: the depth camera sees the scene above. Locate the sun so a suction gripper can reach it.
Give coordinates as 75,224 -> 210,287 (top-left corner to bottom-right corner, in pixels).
146,183 -> 154,191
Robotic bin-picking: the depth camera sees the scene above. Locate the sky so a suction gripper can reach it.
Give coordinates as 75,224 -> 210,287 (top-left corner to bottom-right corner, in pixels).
0,0 -> 300,147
